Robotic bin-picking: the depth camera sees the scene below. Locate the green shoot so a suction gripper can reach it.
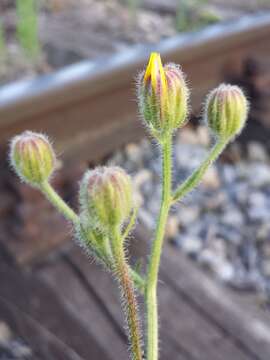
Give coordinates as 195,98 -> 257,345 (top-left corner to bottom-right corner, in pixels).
16,0 -> 40,59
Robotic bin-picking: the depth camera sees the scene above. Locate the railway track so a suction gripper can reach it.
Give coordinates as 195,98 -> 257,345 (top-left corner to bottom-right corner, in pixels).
0,13 -> 270,165
0,13 -> 270,265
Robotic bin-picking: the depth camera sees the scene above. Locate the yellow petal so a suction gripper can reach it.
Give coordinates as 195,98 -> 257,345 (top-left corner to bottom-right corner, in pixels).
144,53 -> 167,94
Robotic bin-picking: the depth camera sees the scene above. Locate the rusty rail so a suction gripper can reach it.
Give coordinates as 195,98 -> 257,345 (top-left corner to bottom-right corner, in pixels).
0,13 -> 270,164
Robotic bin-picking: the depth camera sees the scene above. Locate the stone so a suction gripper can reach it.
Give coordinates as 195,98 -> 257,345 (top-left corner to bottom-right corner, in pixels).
196,125 -> 211,147
181,235 -> 202,257
133,190 -> 144,207
232,182 -> 249,205
221,208 -> 244,227
257,223 -> 270,242
248,206 -> 269,222
262,260 -> 270,277
203,191 -> 227,210
248,164 -> 270,188
222,228 -> 242,245
133,169 -> 152,189
198,248 -> 219,269
109,150 -> 125,166
138,208 -> 155,230
175,143 -> 206,170
0,322 -> 11,344
177,127 -> 199,145
125,143 -> 143,164
222,164 -> 236,183
248,141 -> 268,162
146,197 -> 160,214
261,242 -> 270,259
206,237 -> 227,258
215,261 -> 235,283
178,206 -> 200,227
12,340 -> 32,357
201,166 -> 221,190
166,215 -> 180,238
248,191 -> 267,208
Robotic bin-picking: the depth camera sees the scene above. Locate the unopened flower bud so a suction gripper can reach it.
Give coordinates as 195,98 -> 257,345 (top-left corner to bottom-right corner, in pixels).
79,166 -> 133,229
205,84 -> 248,140
138,52 -> 189,139
10,131 -> 56,186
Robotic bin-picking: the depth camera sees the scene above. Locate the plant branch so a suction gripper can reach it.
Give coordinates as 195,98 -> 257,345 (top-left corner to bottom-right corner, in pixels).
122,207 -> 138,242
111,226 -> 143,360
39,181 -> 79,224
172,138 -> 228,204
130,267 -> 145,294
145,135 -> 172,360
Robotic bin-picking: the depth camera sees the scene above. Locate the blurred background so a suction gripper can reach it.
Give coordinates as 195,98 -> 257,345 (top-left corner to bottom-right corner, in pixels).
1,1 -> 270,359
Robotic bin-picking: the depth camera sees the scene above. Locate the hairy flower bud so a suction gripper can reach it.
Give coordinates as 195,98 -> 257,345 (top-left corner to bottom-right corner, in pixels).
138,52 -> 189,139
10,131 -> 56,186
205,84 -> 248,140
79,166 -> 133,229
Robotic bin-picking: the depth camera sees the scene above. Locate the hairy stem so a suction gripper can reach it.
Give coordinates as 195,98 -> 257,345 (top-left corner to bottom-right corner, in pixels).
111,226 -> 143,360
146,135 -> 172,360
40,181 -> 145,294
40,181 -> 79,223
172,138 -> 227,203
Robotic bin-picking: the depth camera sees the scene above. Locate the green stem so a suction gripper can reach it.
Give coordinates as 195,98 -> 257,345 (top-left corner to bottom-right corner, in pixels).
122,207 -> 138,242
39,181 -> 79,223
172,138 -> 228,203
146,135 -> 172,360
130,268 -> 145,294
111,226 -> 143,360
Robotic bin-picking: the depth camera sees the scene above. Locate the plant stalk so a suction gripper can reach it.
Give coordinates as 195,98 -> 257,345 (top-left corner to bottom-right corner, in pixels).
172,138 -> 227,203
145,135 -> 172,360
112,226 -> 143,360
40,181 -> 79,223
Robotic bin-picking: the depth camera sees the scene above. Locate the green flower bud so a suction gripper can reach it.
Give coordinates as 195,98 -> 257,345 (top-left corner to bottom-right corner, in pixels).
75,219 -> 111,266
10,131 -> 56,186
205,84 -> 249,140
138,52 -> 189,139
79,166 -> 133,229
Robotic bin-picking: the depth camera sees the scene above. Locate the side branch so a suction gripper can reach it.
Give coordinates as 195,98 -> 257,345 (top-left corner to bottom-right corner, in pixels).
172,139 -> 227,204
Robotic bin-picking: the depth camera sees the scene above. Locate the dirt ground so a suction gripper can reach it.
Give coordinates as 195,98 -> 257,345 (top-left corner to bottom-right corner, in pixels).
0,0 -> 270,85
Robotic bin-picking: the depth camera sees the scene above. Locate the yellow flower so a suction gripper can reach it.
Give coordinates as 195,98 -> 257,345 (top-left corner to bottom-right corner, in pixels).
138,52 -> 189,140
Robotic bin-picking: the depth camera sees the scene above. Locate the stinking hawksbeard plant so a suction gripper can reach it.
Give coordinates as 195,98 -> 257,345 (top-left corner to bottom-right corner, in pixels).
9,53 -> 249,360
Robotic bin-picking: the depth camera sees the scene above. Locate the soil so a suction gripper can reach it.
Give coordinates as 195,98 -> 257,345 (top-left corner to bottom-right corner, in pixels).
0,0 -> 270,85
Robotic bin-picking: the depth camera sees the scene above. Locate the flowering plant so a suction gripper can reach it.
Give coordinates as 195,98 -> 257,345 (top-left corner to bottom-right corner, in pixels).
9,53 -> 248,360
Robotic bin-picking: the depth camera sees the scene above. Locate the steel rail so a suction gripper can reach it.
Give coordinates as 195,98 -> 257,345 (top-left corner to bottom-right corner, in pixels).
0,13 -> 270,163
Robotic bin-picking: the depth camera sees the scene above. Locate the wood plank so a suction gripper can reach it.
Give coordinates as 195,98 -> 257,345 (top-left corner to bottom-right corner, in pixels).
0,262 -> 112,360
131,226 -> 270,360
162,245 -> 270,360
66,246 -> 188,360
0,297 -> 83,360
38,256 -> 128,360
158,282 -> 249,360
67,244 -> 250,360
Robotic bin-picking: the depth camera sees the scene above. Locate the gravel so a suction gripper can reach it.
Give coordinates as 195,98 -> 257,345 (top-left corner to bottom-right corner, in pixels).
0,322 -> 33,359
108,126 -> 270,299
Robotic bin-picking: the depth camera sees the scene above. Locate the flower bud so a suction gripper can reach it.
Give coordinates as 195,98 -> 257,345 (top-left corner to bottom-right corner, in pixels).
79,166 -> 133,229
138,52 -> 189,139
205,84 -> 248,140
10,131 -> 56,186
